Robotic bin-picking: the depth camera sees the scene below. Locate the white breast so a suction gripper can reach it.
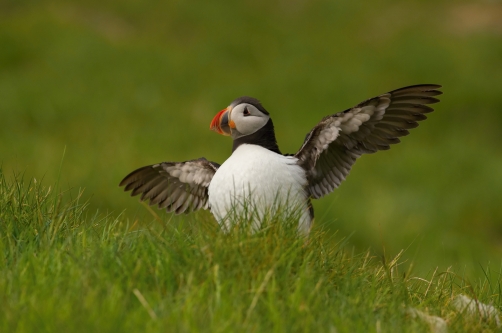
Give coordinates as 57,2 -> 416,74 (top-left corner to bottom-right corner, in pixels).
208,144 -> 311,234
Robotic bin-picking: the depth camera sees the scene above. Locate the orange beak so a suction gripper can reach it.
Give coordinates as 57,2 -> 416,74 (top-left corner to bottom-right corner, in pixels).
210,107 -> 233,136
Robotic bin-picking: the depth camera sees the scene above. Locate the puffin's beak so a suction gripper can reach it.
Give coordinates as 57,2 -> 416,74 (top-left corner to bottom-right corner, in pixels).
210,107 -> 233,136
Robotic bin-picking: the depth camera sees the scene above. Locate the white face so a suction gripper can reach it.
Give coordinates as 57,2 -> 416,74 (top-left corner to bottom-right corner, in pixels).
230,103 -> 270,139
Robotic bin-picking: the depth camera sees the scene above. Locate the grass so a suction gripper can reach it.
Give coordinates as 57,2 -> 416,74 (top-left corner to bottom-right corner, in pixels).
1,170 -> 501,332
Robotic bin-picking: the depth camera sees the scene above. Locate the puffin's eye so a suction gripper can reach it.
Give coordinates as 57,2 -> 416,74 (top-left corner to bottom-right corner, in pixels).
243,107 -> 250,116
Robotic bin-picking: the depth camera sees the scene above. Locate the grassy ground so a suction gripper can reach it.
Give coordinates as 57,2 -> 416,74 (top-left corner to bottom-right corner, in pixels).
1,0 -> 502,330
1,171 -> 500,332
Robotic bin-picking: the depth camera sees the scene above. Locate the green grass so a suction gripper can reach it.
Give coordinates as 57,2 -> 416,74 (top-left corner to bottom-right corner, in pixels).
1,170 -> 501,332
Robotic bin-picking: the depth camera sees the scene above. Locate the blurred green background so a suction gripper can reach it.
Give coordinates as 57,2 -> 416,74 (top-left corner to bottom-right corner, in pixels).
1,0 -> 501,278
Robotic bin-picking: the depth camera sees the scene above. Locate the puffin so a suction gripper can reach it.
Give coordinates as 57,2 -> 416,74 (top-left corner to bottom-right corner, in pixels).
120,84 -> 442,235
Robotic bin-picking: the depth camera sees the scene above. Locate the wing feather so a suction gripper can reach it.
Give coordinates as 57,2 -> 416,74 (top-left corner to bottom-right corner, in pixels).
120,157 -> 220,214
295,84 -> 442,199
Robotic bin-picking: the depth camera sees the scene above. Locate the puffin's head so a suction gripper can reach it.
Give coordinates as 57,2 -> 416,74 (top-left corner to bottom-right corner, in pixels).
210,97 -> 270,140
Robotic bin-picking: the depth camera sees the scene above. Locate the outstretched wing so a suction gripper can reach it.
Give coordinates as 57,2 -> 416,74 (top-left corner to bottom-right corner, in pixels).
295,84 -> 442,199
119,157 -> 220,214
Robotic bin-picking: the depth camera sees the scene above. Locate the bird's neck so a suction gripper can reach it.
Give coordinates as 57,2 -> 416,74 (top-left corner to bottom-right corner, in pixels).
232,119 -> 282,154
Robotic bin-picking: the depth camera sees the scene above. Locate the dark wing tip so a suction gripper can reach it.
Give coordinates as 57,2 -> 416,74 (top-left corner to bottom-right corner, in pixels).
119,165 -> 154,187
391,83 -> 442,90
390,84 -> 443,98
